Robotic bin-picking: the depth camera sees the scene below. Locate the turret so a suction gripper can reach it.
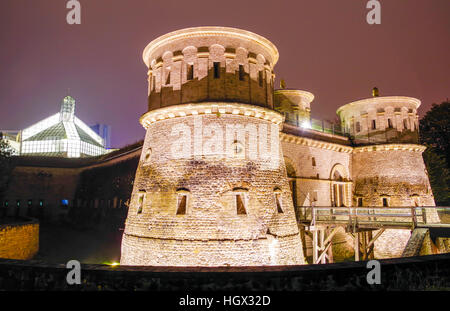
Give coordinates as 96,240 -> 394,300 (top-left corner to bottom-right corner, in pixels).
337,90 -> 420,145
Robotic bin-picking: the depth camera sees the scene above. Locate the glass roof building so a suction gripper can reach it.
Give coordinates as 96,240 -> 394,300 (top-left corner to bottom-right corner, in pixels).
19,96 -> 108,158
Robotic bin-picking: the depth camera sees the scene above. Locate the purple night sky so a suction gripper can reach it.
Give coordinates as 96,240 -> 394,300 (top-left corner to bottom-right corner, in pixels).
0,0 -> 448,148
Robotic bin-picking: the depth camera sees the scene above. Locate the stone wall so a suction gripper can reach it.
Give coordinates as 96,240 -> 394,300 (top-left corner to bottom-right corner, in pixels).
0,218 -> 39,260
1,253 -> 449,290
1,148 -> 141,224
2,166 -> 80,221
122,103 -> 305,266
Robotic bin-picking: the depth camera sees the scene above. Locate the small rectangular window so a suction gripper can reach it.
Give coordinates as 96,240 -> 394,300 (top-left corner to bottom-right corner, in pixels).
39,200 -> 44,207
165,71 -> 171,85
258,71 -> 263,87
356,122 -> 361,133
213,62 -> 220,79
387,119 -> 393,128
16,200 -> 20,207
137,193 -> 144,214
372,120 -> 376,130
312,157 -> 316,167
187,64 -> 194,80
357,197 -> 363,207
177,194 -> 187,215
239,65 -> 245,81
236,194 -> 246,215
275,193 -> 283,213
382,198 -> 389,207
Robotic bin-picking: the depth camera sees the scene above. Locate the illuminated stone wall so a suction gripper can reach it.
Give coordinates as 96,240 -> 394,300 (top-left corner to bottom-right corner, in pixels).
121,104 -> 305,266
352,145 -> 436,208
121,27 -> 305,266
352,144 -> 439,258
0,219 -> 39,260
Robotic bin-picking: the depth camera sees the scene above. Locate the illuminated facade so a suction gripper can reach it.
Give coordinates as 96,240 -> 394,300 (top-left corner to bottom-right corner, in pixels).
117,26 -> 438,266
121,27 -> 306,266
18,96 -> 107,158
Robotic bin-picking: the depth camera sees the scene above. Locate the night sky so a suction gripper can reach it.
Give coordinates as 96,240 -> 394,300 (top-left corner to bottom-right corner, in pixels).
0,0 -> 448,148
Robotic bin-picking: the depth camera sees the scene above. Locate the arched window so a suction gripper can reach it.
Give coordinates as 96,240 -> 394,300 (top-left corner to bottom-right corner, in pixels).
330,164 -> 349,207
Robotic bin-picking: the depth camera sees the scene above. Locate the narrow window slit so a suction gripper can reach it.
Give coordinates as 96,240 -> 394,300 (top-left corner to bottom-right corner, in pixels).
236,194 -> 246,215
213,62 -> 220,79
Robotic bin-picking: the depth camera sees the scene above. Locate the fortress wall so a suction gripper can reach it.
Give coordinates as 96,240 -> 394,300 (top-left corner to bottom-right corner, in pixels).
352,145 -> 438,258
352,146 -> 435,208
2,166 -> 80,220
2,253 -> 450,290
122,106 -> 305,266
0,219 -> 39,260
281,138 -> 352,207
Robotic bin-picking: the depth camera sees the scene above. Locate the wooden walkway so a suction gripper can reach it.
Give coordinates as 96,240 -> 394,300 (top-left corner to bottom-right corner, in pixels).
295,206 -> 450,264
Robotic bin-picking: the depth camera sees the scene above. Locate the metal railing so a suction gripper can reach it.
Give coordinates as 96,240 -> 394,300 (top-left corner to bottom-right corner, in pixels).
296,206 -> 450,229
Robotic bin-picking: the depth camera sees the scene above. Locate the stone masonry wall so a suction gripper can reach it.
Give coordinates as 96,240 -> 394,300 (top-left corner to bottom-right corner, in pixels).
122,107 -> 305,266
0,219 -> 39,260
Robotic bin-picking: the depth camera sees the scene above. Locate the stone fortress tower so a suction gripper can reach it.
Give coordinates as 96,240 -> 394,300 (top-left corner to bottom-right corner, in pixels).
274,89 -> 314,128
337,92 -> 437,212
337,92 -> 439,258
120,27 -> 306,266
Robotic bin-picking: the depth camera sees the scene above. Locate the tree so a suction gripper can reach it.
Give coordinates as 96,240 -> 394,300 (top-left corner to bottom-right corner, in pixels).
420,100 -> 450,206
420,101 -> 450,168
422,148 -> 450,206
0,139 -> 14,203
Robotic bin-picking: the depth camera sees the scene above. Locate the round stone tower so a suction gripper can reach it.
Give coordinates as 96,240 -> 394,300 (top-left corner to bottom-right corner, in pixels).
337,95 -> 420,145
120,27 -> 305,266
337,94 -> 439,258
274,89 -> 314,127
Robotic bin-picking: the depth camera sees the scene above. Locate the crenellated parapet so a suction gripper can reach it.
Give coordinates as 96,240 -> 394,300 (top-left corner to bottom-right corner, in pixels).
143,27 -> 278,111
337,96 -> 420,145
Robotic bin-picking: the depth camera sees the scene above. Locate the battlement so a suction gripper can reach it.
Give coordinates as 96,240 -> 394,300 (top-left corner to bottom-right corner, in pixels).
143,27 -> 278,111
337,96 -> 420,145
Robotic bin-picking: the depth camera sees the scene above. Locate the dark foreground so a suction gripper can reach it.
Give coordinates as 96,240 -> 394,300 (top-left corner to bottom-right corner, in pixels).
0,253 -> 449,291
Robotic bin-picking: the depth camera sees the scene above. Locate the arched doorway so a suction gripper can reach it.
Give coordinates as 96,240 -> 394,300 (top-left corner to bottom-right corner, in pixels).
330,164 -> 350,207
